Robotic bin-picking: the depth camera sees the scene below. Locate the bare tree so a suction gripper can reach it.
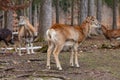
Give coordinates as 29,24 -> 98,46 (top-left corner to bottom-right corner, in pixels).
39,0 -> 52,39
80,0 -> 88,24
7,10 -> 13,31
97,0 -> 102,23
55,0 -> 59,23
34,5 -> 38,29
0,0 -> 31,30
71,0 -> 74,26
88,0 -> 95,16
28,0 -> 33,23
113,0 -> 117,29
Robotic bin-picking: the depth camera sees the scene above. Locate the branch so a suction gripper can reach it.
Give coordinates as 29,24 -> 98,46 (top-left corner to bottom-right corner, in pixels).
0,0 -> 31,11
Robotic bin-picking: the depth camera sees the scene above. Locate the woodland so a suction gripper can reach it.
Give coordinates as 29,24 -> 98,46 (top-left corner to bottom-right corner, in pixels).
0,0 -> 120,80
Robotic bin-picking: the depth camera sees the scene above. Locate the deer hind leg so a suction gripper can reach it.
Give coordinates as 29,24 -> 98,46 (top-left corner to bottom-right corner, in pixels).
74,43 -> 79,67
26,43 -> 30,54
30,43 -> 34,54
47,41 -> 54,69
27,37 -> 34,54
53,44 -> 64,70
14,44 -> 18,53
18,43 -> 22,56
3,40 -> 9,52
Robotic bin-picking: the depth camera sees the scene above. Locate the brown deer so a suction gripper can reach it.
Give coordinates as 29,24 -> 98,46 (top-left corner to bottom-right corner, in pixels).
101,24 -> 120,41
17,16 -> 37,56
46,16 -> 100,70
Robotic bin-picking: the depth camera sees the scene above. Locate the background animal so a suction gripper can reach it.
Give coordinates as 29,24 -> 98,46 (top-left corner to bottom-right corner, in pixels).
101,24 -> 120,41
17,16 -> 37,55
0,28 -> 14,51
46,16 -> 100,70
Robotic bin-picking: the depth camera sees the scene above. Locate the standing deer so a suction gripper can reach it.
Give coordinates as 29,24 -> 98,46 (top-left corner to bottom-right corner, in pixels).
17,16 -> 37,56
46,16 -> 100,70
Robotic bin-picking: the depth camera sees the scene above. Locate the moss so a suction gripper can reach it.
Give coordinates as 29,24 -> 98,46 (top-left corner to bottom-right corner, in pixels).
36,44 -> 48,53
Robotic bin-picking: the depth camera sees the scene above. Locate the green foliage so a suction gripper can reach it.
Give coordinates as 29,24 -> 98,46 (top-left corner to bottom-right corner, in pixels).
33,0 -> 41,5
52,0 -> 71,13
59,0 -> 71,12
104,0 -> 120,7
104,0 -> 113,7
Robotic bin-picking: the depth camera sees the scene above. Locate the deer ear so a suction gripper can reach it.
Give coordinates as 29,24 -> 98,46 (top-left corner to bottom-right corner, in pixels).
86,16 -> 90,22
86,19 -> 90,23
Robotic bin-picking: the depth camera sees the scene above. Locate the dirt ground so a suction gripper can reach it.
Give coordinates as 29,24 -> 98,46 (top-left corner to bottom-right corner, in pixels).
0,35 -> 120,80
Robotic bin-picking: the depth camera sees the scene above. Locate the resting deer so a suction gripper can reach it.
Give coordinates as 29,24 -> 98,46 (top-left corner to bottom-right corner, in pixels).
46,16 -> 100,70
17,16 -> 37,55
101,24 -> 120,41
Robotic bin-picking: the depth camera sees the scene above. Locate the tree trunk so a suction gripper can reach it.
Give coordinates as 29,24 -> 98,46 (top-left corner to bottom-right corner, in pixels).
77,0 -> 80,25
88,0 -> 95,16
71,0 -> 74,26
29,0 -> 33,23
113,0 -> 117,29
4,11 -> 7,29
55,0 -> 59,23
80,0 -> 88,24
34,5 -> 38,30
18,0 -> 24,16
97,0 -> 102,23
7,10 -> 13,31
2,11 -> 5,28
39,0 -> 52,39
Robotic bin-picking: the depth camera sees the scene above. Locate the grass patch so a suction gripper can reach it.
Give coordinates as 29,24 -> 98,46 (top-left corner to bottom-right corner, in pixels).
78,49 -> 120,79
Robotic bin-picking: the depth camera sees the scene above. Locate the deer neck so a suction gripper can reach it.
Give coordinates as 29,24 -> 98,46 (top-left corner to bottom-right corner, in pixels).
80,22 -> 90,37
101,24 -> 108,34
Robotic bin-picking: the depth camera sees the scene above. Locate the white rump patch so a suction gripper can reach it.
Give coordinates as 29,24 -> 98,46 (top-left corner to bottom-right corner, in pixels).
46,29 -> 58,42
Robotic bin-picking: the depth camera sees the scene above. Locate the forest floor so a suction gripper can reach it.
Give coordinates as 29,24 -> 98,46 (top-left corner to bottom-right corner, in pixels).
0,35 -> 120,80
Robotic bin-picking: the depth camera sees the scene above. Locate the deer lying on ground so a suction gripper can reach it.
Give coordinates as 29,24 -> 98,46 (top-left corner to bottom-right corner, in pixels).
101,24 -> 120,41
46,16 -> 100,70
0,28 -> 14,51
17,16 -> 37,56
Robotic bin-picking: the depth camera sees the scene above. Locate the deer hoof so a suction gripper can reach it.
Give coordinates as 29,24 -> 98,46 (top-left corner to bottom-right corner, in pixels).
70,63 -> 74,67
46,66 -> 51,70
58,67 -> 62,71
75,64 -> 80,67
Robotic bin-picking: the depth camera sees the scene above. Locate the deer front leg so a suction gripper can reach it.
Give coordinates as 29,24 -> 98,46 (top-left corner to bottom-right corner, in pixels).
74,43 -> 79,67
70,48 -> 74,67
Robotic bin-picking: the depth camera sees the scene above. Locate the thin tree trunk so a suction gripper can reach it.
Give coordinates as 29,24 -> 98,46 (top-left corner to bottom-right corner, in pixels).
77,0 -> 80,25
55,0 -> 59,23
4,11 -> 7,29
97,0 -> 102,23
113,0 -> 117,29
34,5 -> 38,29
20,0 -> 24,16
71,0 -> 74,26
29,0 -> 33,23
2,11 -> 5,28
